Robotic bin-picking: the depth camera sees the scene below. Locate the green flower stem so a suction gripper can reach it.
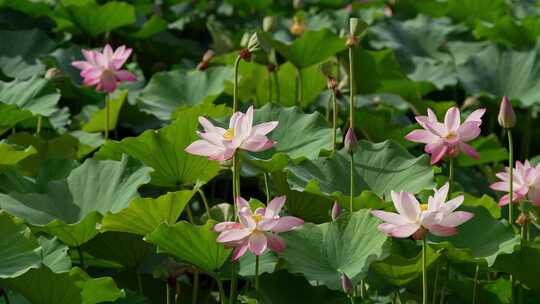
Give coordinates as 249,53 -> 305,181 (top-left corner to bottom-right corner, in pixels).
422,237 -> 427,304
268,70 -> 272,103
264,173 -> 270,204
77,247 -> 85,270
255,255 -> 260,291
230,153 -> 241,304
233,56 -> 241,113
448,157 -> 455,194
296,67 -> 303,107
36,115 -> 42,135
105,93 -> 110,140
349,152 -> 355,213
432,261 -> 440,304
508,129 -> 514,224
273,71 -> 280,104
360,280 -> 367,299
349,295 -> 355,304
348,47 -> 355,129
197,188 -> 212,221
3,291 -> 10,304
229,262 -> 238,304
216,279 -> 226,304
137,267 -> 143,293
332,90 -> 338,152
192,269 -> 199,304
472,264 -> 480,304
185,205 -> 195,223
166,282 -> 170,304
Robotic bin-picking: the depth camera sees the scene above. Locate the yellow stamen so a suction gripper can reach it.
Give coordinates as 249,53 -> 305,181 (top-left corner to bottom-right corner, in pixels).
445,132 -> 457,141
252,214 -> 263,223
420,204 -> 429,211
223,128 -> 235,140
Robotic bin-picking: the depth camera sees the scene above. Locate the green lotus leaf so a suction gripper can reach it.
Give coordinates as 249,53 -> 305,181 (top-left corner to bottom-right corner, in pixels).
0,144 -> 37,166
0,211 -> 41,279
53,0 -> 136,37
279,209 -> 390,290
428,206 -> 520,266
473,16 -> 540,48
37,236 -> 71,273
145,220 -> 231,274
237,251 -> 278,278
457,41 -> 540,108
0,77 -> 60,117
286,140 -> 434,201
82,90 -> 128,133
138,67 -> 233,120
456,135 -> 507,167
2,267 -> 124,304
100,190 -> 195,236
494,239 -> 540,291
131,15 -> 169,39
0,104 -> 34,130
0,29 -> 56,79
82,232 -> 152,269
259,29 -> 347,69
242,103 -> 339,172
96,104 -> 225,187
0,156 -> 152,246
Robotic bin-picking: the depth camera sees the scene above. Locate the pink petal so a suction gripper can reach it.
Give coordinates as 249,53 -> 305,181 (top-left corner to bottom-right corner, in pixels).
248,232 -> 267,256
185,140 -> 223,158
240,135 -> 275,152
439,211 -> 474,227
100,72 -> 117,93
114,70 -> 137,82
238,211 -> 256,230
370,210 -> 409,225
441,195 -> 464,213
457,121 -> 481,141
389,223 -> 421,238
405,130 -> 438,144
252,121 -> 279,136
71,60 -> 93,71
464,108 -> 486,124
82,49 -> 98,65
459,142 -> 480,160
198,131 -> 226,147
199,117 -> 225,134
265,196 -> 286,218
236,197 -> 251,212
232,241 -> 249,260
428,183 -> 449,211
490,181 -> 509,192
266,233 -> 286,252
444,107 -> 461,132
258,218 -> 279,231
427,108 -> 438,122
394,191 -> 421,222
81,67 -> 101,79
229,112 -> 243,130
214,222 -> 241,232
208,148 -> 235,161
428,224 -> 457,237
528,187 -> 540,205
424,121 -> 446,137
217,228 -> 251,243
271,216 -> 304,232
429,144 -> 448,164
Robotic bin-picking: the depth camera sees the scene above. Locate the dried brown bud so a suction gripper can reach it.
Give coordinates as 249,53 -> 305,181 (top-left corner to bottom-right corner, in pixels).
516,213 -> 530,226
197,61 -> 209,71
346,35 -> 359,48
45,67 -> 63,81
327,77 -> 337,91
267,63 -> 276,72
239,48 -> 252,61
335,89 -> 342,99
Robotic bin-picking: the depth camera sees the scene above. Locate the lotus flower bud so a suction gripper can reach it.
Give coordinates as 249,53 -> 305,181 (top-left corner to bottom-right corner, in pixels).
197,61 -> 209,71
263,16 -> 276,32
290,17 -> 306,36
516,213 -> 530,226
346,35 -> 359,48
247,33 -> 261,53
498,96 -> 516,129
340,273 -> 353,294
331,201 -> 341,221
202,49 -> 215,63
45,67 -> 63,81
239,48 -> 252,61
344,128 -> 358,153
327,77 -> 337,91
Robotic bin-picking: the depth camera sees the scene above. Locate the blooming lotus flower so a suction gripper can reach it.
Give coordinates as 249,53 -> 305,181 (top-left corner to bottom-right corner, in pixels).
214,196 -> 304,260
371,183 -> 473,239
405,107 -> 486,164
490,160 -> 540,206
185,106 -> 278,161
72,44 -> 137,93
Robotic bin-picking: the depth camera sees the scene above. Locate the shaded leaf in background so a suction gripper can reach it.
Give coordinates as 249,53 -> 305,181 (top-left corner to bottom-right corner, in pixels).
456,135 -> 507,167
0,77 -> 60,117
83,232 -> 152,269
0,144 -> 36,167
494,239 -> 540,292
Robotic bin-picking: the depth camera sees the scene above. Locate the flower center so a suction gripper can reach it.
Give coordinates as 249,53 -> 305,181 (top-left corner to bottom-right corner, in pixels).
223,128 -> 235,141
445,132 -> 458,141
252,214 -> 263,224
420,204 -> 429,211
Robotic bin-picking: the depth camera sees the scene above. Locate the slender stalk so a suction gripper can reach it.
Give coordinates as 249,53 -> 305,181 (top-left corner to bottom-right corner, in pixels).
233,56 -> 241,113
432,261 -> 440,304
255,255 -> 260,291
185,205 -> 195,223
229,153 -> 240,304
296,67 -> 303,107
105,93 -> 110,140
326,94 -> 331,121
422,237 -> 427,304
448,158 -> 455,194
350,295 -> 355,304
439,261 -> 450,304
3,291 -> 10,304
349,152 -> 355,213
268,70 -> 272,103
508,130 -> 514,224
229,262 -> 238,304
197,188 -> 213,221
348,47 -> 355,129
472,264 -> 480,304
166,282 -> 171,304
192,270 -> 199,304
36,115 -> 42,135
360,280 -> 367,299
77,247 -> 85,270
332,90 -> 337,152
175,281 -> 181,304
137,267 -> 144,293
273,71 -> 280,104
263,173 -> 270,203
217,279 -> 226,304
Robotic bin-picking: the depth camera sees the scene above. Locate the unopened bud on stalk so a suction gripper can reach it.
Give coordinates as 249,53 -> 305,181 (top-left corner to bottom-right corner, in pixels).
516,213 -> 530,226
340,273 -> 353,294
344,128 -> 358,153
346,35 -> 359,48
290,16 -> 306,36
327,77 -> 337,91
197,61 -> 209,71
202,49 -> 215,63
239,48 -> 252,61
498,96 -> 516,129
331,201 -> 341,221
263,16 -> 276,32
45,67 -> 63,81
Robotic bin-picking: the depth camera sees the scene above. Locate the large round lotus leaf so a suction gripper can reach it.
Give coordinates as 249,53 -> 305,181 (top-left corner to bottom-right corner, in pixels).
96,104 -> 226,187
137,67 -> 233,120
145,220 -> 231,274
243,103 -> 339,172
457,41 -> 540,108
0,77 -> 60,117
100,190 -> 195,236
0,29 -> 56,79
428,206 -> 520,266
279,209 -> 390,290
0,155 -> 152,246
53,0 -> 135,37
0,212 -> 41,279
286,140 -> 434,200
494,239 -> 540,291
82,232 -> 152,269
258,29 -> 347,69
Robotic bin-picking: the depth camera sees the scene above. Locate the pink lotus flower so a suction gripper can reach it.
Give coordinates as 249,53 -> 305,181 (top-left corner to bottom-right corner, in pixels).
214,196 -> 304,260
72,44 -> 137,93
490,160 -> 540,206
185,106 -> 278,161
405,107 -> 486,164
371,183 -> 473,239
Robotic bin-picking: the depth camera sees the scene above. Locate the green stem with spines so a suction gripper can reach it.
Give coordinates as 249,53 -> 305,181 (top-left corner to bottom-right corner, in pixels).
263,173 -> 270,203
166,282 -> 170,304
332,90 -> 337,152
104,94 -> 110,140
36,115 -> 42,135
273,71 -> 280,104
422,237 -> 427,304
508,129 -> 514,224
349,152 -> 354,213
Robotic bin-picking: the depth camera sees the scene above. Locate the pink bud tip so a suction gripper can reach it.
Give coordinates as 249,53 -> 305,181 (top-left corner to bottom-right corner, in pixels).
340,273 -> 353,293
498,96 -> 516,129
344,128 -> 358,153
331,201 -> 341,221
